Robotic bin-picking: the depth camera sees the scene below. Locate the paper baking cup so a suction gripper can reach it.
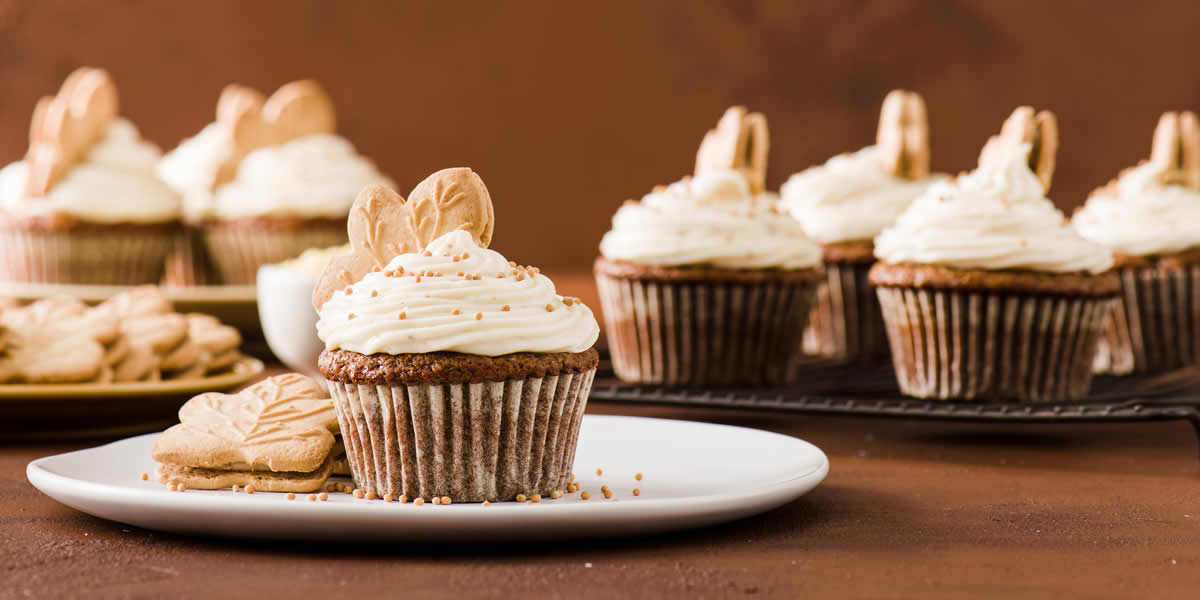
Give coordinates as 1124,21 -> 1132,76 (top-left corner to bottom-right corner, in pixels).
876,287 -> 1114,402
326,369 -> 595,503
803,260 -> 888,363
204,224 -> 347,285
162,226 -> 216,287
1095,266 -> 1200,374
595,273 -> 818,385
0,228 -> 174,285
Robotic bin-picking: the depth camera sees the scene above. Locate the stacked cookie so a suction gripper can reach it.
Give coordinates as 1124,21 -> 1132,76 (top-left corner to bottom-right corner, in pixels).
0,286 -> 242,384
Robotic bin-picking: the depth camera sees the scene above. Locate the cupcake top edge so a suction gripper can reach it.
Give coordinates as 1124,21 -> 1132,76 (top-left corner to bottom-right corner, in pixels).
316,228 -> 599,357
1072,111 -> 1200,257
875,139 -> 1113,275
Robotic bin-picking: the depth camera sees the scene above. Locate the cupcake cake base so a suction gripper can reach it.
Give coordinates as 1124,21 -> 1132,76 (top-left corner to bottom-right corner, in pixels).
320,349 -> 598,503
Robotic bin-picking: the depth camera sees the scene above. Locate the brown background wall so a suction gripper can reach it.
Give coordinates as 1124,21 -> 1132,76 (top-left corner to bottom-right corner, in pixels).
1,0 -> 1198,271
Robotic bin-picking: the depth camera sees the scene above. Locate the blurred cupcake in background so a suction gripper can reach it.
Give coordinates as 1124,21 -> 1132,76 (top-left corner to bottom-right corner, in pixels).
782,90 -> 944,363
0,67 -> 182,284
158,80 -> 392,285
1073,111 -> 1200,374
871,107 -> 1118,402
595,107 -> 823,385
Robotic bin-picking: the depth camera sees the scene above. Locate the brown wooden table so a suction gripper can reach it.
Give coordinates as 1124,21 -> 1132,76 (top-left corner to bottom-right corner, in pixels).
3,398 -> 1198,598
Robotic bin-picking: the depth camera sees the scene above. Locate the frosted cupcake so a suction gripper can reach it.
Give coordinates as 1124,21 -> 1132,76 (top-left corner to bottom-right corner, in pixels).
595,107 -> 823,385
1073,111 -> 1200,373
158,80 -> 392,284
0,68 -> 181,284
782,90 -> 943,362
871,107 -> 1118,402
314,169 -> 599,503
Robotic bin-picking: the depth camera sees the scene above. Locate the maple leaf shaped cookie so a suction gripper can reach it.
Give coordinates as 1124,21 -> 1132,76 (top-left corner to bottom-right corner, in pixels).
978,106 -> 1058,193
0,297 -> 119,383
694,106 -> 770,194
312,167 -> 495,308
876,90 -> 930,180
212,80 -> 336,187
23,67 -> 119,198
1150,111 -> 1200,189
151,373 -> 337,473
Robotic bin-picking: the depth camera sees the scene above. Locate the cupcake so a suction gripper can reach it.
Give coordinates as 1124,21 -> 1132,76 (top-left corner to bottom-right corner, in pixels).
0,67 -> 182,284
595,106 -> 823,385
1073,111 -> 1200,373
781,90 -> 944,362
871,107 -> 1118,402
314,168 -> 599,503
157,80 -> 392,284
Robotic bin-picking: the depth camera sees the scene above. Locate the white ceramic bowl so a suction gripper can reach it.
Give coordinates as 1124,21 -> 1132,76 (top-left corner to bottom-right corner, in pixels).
256,264 -> 325,377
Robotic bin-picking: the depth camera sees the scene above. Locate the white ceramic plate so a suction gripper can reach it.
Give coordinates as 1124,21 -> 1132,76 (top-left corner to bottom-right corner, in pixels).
28,415 -> 828,541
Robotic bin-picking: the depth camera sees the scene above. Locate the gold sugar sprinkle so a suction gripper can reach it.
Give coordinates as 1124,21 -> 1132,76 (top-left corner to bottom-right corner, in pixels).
366,491 -> 377,500
551,490 -> 563,499
384,270 -> 394,277
602,488 -> 613,499
462,252 -> 470,259
516,494 -> 528,502
509,261 -> 517,267
567,483 -> 578,493
396,266 -> 405,274
457,272 -> 465,277
344,288 -> 353,295
563,298 -> 574,306
545,304 -> 554,312
245,484 -> 256,494
319,493 -> 329,501
370,290 -> 378,297
347,313 -> 356,320
475,312 -> 482,320
635,472 -> 643,481
441,496 -> 452,505
287,493 -> 296,500
414,497 -> 425,506
399,495 -> 409,503
432,497 -> 441,505
231,484 -> 239,493
595,469 -> 603,476
353,488 -> 364,499
570,473 -> 576,482
398,312 -> 407,320
308,494 -> 317,502
140,473 -> 148,481
482,500 -> 491,507
580,491 -> 591,500
372,266 -> 381,272
501,304 -> 511,312
453,256 -> 461,262
530,494 -> 541,503
497,273 -> 505,278
422,250 -> 432,257
451,308 -> 461,315
176,483 -> 186,492
383,493 -> 394,502
415,276 -> 422,283
633,488 -> 641,496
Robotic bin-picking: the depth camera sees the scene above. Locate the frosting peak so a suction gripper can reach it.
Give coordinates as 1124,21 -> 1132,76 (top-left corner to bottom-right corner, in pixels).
781,146 -> 942,243
598,170 -> 821,270
317,230 -> 599,356
1073,159 -> 1200,256
875,145 -> 1113,274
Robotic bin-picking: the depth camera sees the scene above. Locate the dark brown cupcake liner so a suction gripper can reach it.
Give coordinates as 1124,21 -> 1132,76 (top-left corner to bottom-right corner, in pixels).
1095,266 -> 1200,374
803,259 -> 889,363
594,272 -> 818,385
877,287 -> 1114,402
326,368 -> 594,503
203,221 -> 347,284
0,227 -> 175,285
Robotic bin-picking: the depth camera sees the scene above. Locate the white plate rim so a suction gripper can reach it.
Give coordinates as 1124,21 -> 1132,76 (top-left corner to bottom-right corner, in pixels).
27,415 -> 830,541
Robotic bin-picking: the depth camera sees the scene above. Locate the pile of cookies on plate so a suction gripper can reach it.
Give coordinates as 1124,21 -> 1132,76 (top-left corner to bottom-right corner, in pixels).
0,286 -> 242,384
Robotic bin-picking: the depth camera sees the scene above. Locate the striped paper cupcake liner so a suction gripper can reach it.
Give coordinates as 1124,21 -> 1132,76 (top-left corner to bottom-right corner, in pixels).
0,227 -> 175,285
802,260 -> 889,363
595,273 -> 818,385
1095,266 -> 1200,374
876,287 -> 1114,402
203,223 -> 347,285
326,368 -> 594,503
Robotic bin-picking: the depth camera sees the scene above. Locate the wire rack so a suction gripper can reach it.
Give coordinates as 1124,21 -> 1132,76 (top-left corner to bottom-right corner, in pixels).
588,357 -> 1200,441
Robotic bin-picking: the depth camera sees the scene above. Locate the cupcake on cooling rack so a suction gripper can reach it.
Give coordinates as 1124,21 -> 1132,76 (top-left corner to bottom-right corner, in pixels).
781,90 -> 944,362
157,80 -> 392,284
313,168 -> 599,503
1073,111 -> 1200,374
871,106 -> 1119,402
595,106 -> 823,385
0,67 -> 181,284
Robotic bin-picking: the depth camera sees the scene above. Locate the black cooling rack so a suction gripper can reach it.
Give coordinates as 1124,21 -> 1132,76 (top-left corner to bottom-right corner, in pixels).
588,358 -> 1200,442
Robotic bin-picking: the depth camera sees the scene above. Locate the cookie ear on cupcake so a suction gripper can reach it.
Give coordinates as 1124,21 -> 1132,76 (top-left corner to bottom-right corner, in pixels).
312,168 -> 495,309
212,80 -> 337,187
979,106 -> 1058,193
22,67 -> 119,198
695,106 -> 770,194
1150,111 -> 1200,189
876,90 -> 930,180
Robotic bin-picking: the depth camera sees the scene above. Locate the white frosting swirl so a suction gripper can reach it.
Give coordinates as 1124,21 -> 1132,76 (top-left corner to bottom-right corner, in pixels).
875,144 -> 1113,274
1072,159 -> 1200,256
0,119 -> 181,223
158,130 -> 392,221
318,230 -> 599,356
780,146 -> 943,243
598,170 -> 820,269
